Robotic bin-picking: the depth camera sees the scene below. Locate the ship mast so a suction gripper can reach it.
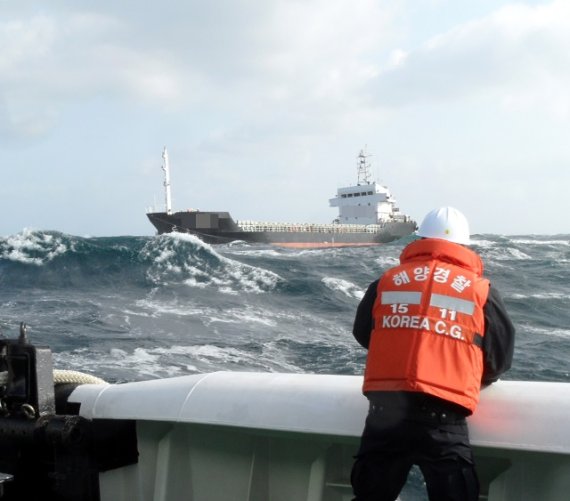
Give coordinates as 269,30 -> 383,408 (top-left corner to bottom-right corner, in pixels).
161,147 -> 173,215
356,149 -> 373,185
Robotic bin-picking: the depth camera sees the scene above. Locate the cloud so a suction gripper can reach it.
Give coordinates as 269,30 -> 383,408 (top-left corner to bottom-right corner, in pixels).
0,15 -> 56,72
5,1 -> 570,139
369,0 -> 570,117
0,10 -> 189,139
0,1 -> 404,140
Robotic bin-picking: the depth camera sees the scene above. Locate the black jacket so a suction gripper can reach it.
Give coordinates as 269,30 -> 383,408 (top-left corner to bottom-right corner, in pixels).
353,280 -> 515,386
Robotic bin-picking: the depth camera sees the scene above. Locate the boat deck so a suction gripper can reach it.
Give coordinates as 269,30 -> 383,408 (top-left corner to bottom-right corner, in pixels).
71,373 -> 570,501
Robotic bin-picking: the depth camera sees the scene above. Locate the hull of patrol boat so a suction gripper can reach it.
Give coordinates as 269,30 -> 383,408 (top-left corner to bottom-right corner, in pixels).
68,373 -> 570,501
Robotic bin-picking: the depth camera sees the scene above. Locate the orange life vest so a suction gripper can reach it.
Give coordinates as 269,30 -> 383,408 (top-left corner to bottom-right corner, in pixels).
363,238 -> 490,413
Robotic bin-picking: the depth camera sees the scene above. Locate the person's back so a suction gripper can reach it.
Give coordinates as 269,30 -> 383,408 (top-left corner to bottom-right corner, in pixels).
351,207 -> 515,501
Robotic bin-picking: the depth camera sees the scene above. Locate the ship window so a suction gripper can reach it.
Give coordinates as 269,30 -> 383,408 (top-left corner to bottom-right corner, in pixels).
361,192 -> 367,196
348,194 -> 353,197
354,193 -> 360,197
368,191 -> 373,195
341,194 -> 347,198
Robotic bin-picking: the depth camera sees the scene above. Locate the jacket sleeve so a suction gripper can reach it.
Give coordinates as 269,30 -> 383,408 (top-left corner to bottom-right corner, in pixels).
352,280 -> 379,349
481,285 -> 516,385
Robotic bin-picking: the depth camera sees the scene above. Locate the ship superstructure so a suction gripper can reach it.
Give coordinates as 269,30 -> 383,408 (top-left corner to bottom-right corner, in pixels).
329,150 -> 406,225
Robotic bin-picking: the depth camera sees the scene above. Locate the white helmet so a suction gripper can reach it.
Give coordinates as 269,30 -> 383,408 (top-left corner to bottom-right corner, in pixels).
417,207 -> 471,245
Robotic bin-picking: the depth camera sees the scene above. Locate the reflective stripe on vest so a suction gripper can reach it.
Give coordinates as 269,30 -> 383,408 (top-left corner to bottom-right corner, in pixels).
382,292 -> 476,318
381,291 -> 422,305
429,293 -> 475,315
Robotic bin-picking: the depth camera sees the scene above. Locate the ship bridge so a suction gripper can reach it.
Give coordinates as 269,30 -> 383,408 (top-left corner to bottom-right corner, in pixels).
329,150 -> 402,225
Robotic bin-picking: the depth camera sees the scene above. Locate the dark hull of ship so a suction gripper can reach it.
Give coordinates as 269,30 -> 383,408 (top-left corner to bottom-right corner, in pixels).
147,211 -> 416,248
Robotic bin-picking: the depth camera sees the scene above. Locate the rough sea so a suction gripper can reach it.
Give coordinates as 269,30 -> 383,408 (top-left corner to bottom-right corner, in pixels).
1,229 -> 569,499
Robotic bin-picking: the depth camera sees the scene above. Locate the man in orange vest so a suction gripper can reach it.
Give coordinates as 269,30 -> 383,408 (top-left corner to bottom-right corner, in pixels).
351,207 -> 515,501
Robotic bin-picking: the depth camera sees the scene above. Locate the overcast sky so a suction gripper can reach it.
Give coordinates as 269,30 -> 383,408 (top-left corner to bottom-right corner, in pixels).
2,0 -> 568,237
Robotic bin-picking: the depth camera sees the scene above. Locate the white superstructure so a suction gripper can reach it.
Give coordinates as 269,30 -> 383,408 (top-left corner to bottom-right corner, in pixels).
329,150 -> 404,225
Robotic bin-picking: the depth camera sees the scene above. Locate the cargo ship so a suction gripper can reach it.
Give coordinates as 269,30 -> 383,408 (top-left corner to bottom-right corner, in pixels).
146,148 -> 417,248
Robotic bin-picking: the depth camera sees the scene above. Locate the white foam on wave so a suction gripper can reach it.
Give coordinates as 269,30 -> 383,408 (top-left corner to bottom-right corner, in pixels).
484,247 -> 532,261
505,248 -> 533,260
53,346 -> 185,380
54,340 -> 304,380
510,238 -> 569,246
204,308 -> 277,327
224,248 -> 284,258
470,238 -> 497,248
511,292 -> 569,300
134,299 -> 279,328
165,231 -> 213,247
143,233 -> 283,294
1,229 -> 70,265
152,343 -> 302,373
133,299 -> 207,318
218,257 -> 281,294
255,342 -> 304,373
521,325 -> 570,339
154,344 -> 245,364
154,247 -> 176,263
322,277 -> 364,300
291,249 -> 331,257
183,275 -> 208,288
375,255 -> 399,267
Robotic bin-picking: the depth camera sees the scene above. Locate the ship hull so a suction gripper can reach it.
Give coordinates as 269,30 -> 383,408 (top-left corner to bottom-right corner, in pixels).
147,211 -> 416,248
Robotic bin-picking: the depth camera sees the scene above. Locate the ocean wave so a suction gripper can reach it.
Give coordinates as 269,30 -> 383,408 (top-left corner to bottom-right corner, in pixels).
53,341 -> 303,381
53,346 -> 184,380
222,247 -> 285,258
510,292 -> 570,300
520,325 -> 570,340
322,277 -> 364,300
132,298 -> 207,318
0,231 -> 151,289
135,299 -> 279,328
202,308 -> 278,327
140,298 -> 349,344
0,229 -> 72,265
2,232 -> 569,391
141,233 -> 283,294
482,247 -> 533,261
375,255 -> 399,267
152,344 -> 299,372
510,238 -> 570,246
470,238 -> 499,249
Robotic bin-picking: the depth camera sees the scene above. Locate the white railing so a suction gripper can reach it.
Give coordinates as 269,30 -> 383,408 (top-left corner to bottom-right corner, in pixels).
236,220 -> 389,234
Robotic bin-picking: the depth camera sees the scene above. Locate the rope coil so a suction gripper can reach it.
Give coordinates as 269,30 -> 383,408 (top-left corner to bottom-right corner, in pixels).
0,370 -> 108,386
